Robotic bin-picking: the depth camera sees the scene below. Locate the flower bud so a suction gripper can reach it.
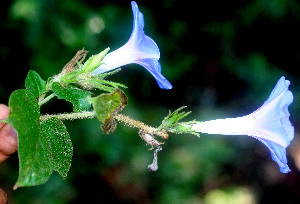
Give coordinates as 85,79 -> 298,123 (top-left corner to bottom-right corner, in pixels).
83,48 -> 110,73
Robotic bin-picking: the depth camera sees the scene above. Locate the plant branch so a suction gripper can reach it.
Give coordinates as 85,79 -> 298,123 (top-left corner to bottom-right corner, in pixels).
38,93 -> 56,106
113,113 -> 168,139
40,112 -> 169,139
40,111 -> 96,122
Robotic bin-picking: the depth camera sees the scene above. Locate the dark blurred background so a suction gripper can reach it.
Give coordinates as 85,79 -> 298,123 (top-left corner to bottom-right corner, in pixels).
1,0 -> 300,203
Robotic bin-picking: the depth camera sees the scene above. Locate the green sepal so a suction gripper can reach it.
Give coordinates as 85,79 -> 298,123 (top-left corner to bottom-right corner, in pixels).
25,70 -> 47,98
93,68 -> 122,79
52,82 -> 92,112
84,68 -> 127,93
85,77 -> 127,93
88,88 -> 127,123
158,106 -> 200,137
162,106 -> 191,127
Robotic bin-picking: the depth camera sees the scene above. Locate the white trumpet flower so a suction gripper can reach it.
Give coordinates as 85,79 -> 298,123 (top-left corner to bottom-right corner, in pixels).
191,76 -> 294,173
92,1 -> 172,89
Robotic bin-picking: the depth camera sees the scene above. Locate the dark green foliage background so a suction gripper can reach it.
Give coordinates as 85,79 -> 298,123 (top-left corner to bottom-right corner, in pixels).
1,0 -> 300,203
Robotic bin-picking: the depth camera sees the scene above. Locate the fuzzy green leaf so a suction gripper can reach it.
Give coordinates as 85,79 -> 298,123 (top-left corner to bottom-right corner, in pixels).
52,82 -> 91,112
7,90 -> 73,188
25,70 -> 47,98
6,89 -> 41,188
40,118 -> 73,179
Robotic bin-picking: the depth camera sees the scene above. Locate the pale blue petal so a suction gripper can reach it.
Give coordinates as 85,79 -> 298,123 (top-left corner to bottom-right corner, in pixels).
93,1 -> 172,89
130,1 -> 172,89
263,76 -> 291,105
247,76 -> 294,147
135,35 -> 160,58
130,1 -> 146,44
254,137 -> 291,173
193,76 -> 294,173
251,76 -> 294,173
135,59 -> 173,89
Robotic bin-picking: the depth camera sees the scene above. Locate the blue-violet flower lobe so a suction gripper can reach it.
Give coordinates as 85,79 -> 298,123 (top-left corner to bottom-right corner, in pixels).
93,1 -> 172,89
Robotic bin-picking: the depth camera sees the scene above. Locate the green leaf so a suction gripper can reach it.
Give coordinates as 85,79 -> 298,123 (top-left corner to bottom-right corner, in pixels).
40,118 -> 73,179
7,90 -> 73,188
88,88 -> 127,123
6,89 -> 41,188
25,70 -> 47,98
52,82 -> 91,112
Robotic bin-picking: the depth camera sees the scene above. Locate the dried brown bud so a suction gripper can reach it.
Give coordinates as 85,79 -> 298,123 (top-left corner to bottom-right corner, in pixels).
61,48 -> 88,75
138,130 -> 161,149
101,118 -> 117,134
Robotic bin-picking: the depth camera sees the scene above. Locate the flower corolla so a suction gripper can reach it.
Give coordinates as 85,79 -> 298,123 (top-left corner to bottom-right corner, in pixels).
191,76 -> 294,173
92,1 -> 172,89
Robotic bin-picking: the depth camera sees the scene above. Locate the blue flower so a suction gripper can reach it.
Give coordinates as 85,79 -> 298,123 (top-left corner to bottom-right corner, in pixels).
191,76 -> 294,173
93,1 -> 172,90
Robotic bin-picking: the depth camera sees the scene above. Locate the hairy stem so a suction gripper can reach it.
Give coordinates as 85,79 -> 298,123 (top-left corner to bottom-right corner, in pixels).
40,112 -> 168,139
40,111 -> 96,122
39,93 -> 56,106
113,114 -> 168,139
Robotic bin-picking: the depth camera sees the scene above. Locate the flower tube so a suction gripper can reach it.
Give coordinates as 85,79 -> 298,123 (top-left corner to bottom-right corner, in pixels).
191,76 -> 294,173
92,1 -> 172,89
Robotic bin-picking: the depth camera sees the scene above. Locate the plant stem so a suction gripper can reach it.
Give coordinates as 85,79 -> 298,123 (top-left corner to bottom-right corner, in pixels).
113,114 -> 168,139
40,112 -> 168,139
40,111 -> 96,122
39,93 -> 56,106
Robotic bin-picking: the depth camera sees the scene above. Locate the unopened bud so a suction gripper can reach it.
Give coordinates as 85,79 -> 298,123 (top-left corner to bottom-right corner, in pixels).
84,47 -> 110,73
